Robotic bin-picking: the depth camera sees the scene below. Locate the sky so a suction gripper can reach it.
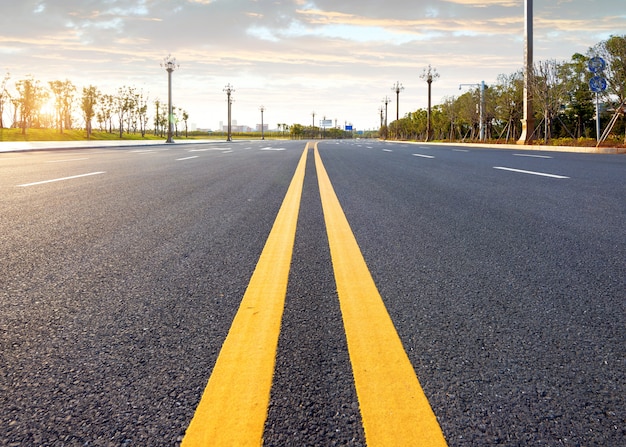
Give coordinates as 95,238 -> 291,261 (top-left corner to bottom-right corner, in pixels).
1,0 -> 624,131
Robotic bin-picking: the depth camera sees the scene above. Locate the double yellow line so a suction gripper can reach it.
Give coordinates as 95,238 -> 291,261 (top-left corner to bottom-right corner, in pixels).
182,143 -> 447,446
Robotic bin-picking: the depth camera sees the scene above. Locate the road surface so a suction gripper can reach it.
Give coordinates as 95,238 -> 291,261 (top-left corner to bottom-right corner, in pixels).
1,140 -> 624,446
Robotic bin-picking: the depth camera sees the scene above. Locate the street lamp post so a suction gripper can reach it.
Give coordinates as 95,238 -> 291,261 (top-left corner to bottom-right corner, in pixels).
392,81 -> 404,139
259,105 -> 265,140
421,65 -> 440,142
392,81 -> 404,122
382,96 -> 390,139
161,54 -> 178,144
224,83 -> 234,142
518,0 -> 535,144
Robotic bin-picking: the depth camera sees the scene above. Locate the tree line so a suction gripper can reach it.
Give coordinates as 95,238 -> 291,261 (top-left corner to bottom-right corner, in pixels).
0,75 -> 189,139
385,35 -> 626,145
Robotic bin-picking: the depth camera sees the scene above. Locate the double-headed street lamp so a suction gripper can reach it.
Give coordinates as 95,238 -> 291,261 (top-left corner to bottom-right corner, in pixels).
392,81 -> 404,122
259,105 -> 265,140
421,65 -> 440,142
381,96 -> 391,139
382,96 -> 390,125
224,83 -> 234,142
161,54 -> 179,143
391,82 -> 404,139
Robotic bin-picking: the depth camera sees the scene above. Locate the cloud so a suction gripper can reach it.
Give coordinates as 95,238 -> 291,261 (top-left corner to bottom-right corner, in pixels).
441,0 -> 521,6
0,0 -> 623,130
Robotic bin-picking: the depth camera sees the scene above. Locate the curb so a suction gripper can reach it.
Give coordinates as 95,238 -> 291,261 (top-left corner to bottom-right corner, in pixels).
385,140 -> 626,154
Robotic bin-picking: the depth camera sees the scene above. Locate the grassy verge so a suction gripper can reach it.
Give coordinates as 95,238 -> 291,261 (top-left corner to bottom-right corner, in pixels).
0,128 -> 295,142
0,128 -> 167,142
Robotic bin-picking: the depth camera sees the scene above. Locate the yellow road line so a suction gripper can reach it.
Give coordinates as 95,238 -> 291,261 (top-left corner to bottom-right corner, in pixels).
181,144 -> 309,446
313,143 -> 448,446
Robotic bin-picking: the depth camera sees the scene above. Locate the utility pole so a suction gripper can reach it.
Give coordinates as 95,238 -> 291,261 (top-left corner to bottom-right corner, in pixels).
421,65 -> 439,141
517,0 -> 534,144
161,54 -> 178,143
224,83 -> 234,142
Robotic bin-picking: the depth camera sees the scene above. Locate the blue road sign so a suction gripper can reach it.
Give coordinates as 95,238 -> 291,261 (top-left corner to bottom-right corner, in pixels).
590,76 -> 607,93
588,56 -> 606,74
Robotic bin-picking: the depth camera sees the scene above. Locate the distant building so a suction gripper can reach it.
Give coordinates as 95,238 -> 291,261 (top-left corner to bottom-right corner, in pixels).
219,119 -> 253,132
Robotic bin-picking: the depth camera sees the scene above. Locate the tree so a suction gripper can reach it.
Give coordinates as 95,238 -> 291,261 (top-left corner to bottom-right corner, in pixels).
174,107 -> 181,137
430,106 -> 447,140
182,110 -> 189,137
153,99 -> 163,136
154,100 -> 167,137
115,86 -> 133,138
562,53 -> 595,138
440,96 -> 459,141
15,77 -> 47,134
49,80 -> 76,133
493,72 -> 523,142
290,123 -> 304,139
531,59 -> 570,143
96,93 -> 114,133
456,91 -> 480,140
81,86 -> 98,139
136,91 -> 149,137
0,72 -> 10,129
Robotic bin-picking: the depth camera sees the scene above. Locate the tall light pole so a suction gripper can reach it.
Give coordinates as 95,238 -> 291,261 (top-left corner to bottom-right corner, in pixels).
312,111 -> 316,138
259,105 -> 265,140
161,54 -> 178,144
224,83 -> 234,142
382,96 -> 390,139
392,81 -> 404,139
459,81 -> 486,141
517,0 -> 534,144
421,65 -> 440,142
392,81 -> 404,122
379,105 -> 385,129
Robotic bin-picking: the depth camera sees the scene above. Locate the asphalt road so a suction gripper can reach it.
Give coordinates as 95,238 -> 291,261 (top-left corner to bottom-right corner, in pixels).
0,140 -> 624,446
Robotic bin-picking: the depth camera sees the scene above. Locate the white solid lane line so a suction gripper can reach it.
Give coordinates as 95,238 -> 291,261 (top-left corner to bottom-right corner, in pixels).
412,153 -> 435,159
176,156 -> 199,161
493,167 -> 569,179
513,154 -> 553,159
17,171 -> 106,187
46,158 -> 89,163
